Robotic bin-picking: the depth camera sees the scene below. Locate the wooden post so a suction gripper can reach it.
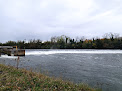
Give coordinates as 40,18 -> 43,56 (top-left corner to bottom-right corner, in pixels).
17,56 -> 20,69
16,46 -> 18,50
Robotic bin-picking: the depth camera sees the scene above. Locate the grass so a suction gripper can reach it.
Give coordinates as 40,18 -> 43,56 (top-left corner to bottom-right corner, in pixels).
0,64 -> 101,91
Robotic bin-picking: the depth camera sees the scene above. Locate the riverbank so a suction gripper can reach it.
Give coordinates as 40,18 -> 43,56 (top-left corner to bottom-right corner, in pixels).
0,64 -> 101,91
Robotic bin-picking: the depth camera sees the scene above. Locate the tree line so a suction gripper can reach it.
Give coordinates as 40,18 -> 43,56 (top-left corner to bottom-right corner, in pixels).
0,33 -> 122,49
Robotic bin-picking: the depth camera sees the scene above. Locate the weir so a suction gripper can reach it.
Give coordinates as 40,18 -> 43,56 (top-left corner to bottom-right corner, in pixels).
0,46 -> 25,56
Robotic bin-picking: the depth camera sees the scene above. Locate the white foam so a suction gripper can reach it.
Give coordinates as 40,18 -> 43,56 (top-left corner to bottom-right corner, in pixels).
0,55 -> 18,59
25,50 -> 122,55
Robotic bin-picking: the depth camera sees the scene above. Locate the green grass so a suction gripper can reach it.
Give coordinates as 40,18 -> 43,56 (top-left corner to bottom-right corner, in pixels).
0,64 -> 101,91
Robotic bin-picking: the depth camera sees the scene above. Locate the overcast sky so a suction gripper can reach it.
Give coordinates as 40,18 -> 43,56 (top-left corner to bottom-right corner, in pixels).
0,0 -> 122,42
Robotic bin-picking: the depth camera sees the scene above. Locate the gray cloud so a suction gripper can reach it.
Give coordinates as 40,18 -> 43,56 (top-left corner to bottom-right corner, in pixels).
0,0 -> 122,42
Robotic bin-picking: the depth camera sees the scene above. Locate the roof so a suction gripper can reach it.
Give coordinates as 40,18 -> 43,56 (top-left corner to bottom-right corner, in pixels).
0,46 -> 13,49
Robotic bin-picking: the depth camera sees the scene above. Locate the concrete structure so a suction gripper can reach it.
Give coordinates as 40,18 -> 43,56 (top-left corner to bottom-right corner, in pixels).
0,46 -> 25,56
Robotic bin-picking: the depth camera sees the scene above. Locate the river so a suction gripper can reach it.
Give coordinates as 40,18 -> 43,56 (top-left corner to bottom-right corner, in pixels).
0,49 -> 122,91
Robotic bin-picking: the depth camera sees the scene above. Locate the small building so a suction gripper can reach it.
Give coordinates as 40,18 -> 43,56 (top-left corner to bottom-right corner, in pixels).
0,46 -> 25,56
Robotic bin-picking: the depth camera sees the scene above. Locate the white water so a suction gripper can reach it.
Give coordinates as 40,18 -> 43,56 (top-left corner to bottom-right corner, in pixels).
25,50 -> 122,55
1,50 -> 122,58
0,55 -> 18,59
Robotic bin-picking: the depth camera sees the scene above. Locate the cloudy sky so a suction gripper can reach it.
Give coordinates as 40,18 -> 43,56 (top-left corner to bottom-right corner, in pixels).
0,0 -> 122,42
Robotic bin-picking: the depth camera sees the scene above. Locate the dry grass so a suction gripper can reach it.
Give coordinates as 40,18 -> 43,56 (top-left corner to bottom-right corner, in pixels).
0,64 -> 101,91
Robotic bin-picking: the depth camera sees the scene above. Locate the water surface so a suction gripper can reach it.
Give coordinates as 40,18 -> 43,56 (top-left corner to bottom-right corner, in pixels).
0,49 -> 122,91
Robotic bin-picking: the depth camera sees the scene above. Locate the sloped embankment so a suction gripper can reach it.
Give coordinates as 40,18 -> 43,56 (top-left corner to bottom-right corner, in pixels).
0,64 -> 101,91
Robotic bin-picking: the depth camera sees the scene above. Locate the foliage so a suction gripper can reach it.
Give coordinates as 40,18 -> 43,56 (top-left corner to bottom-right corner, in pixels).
1,33 -> 122,49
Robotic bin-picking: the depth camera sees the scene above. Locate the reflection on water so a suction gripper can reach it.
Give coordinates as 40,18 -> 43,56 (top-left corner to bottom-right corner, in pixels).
0,49 -> 122,91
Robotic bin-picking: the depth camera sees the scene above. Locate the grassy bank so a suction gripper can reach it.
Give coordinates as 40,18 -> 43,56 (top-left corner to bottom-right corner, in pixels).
0,64 -> 101,91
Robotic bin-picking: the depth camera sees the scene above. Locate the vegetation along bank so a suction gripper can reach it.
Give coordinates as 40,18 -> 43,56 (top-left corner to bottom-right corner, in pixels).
0,64 -> 101,91
0,33 -> 122,49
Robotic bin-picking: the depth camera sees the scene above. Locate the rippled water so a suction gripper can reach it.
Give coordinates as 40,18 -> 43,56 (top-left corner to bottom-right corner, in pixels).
0,49 -> 122,91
